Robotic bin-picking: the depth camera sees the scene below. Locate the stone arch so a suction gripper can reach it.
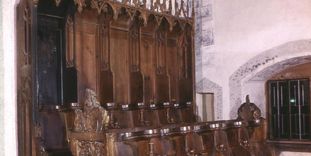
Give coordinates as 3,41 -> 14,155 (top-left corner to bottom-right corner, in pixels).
229,39 -> 311,118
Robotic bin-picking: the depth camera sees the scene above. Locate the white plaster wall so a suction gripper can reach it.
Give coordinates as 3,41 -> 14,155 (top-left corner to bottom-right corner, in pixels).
212,0 -> 311,53
199,0 -> 311,119
1,0 -> 18,156
241,80 -> 266,116
280,152 -> 311,156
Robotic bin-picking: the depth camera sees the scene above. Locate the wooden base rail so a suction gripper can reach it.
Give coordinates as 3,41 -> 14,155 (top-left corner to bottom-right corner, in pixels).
103,120 -> 268,156
57,91 -> 271,156
75,101 -> 196,129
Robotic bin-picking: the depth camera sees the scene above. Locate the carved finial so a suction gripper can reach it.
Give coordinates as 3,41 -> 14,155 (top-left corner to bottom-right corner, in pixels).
246,95 -> 250,104
113,7 -> 120,21
150,0 -> 154,10
142,0 -> 147,8
168,0 -> 172,14
72,89 -> 109,132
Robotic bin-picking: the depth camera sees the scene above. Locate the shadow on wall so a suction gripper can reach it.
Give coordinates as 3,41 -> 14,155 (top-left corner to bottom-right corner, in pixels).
229,39 -> 311,118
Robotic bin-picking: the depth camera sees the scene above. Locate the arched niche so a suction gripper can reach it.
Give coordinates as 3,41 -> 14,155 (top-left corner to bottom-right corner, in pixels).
230,39 -> 311,118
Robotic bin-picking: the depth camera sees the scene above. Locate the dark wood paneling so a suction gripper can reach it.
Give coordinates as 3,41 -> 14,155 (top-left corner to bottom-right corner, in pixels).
16,1 -> 34,155
110,20 -> 130,104
37,16 -> 63,107
17,1 -> 199,155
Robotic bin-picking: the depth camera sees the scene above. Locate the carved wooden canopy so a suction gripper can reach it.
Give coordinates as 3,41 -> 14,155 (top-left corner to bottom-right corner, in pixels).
33,0 -> 194,31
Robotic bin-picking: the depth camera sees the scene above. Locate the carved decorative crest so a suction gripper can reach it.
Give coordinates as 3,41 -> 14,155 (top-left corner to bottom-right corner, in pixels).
34,0 -> 193,30
67,89 -> 108,155
73,89 -> 109,132
237,95 -> 262,121
33,0 -> 193,19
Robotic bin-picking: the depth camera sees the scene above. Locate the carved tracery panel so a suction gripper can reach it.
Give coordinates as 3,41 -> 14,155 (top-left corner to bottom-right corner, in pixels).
17,2 -> 35,155
69,89 -> 109,156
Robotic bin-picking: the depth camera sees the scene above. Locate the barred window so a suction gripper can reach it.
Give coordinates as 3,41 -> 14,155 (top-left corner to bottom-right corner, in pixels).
268,79 -> 310,140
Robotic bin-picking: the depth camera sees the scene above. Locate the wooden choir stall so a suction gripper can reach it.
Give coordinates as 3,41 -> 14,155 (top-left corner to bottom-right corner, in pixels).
16,0 -> 272,155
